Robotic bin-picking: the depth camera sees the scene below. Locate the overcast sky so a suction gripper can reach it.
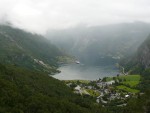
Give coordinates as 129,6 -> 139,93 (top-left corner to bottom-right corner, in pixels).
0,0 -> 150,34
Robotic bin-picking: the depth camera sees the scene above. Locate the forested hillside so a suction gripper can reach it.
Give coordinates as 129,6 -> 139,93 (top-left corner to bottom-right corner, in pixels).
0,25 -> 64,73
1,24 -> 150,113
120,35 -> 150,73
119,35 -> 150,113
138,35 -> 150,69
0,25 -> 108,113
0,64 -> 108,113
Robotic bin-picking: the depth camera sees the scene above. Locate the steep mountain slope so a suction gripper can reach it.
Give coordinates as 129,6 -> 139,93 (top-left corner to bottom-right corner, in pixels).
0,25 -> 108,113
46,22 -> 150,65
120,35 -> 150,73
138,35 -> 150,68
0,64 -> 107,113
0,25 -> 64,73
120,34 -> 150,113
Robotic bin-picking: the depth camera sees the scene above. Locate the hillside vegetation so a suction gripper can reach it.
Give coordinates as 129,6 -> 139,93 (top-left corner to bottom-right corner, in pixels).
0,25 -> 65,73
119,35 -> 150,113
0,64 -> 108,113
105,75 -> 141,93
1,24 -> 150,113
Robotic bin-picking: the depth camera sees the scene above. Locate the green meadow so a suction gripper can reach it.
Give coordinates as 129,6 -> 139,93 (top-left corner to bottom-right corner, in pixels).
118,75 -> 140,87
86,89 -> 100,97
116,85 -> 140,93
106,75 -> 141,93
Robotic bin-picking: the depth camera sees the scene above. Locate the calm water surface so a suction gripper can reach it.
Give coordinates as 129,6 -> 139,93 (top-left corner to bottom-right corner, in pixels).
53,64 -> 119,80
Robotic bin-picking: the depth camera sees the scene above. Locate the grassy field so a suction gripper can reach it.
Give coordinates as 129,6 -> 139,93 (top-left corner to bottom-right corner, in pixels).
122,81 -> 139,87
116,85 -> 140,93
106,75 -> 141,87
106,75 -> 141,93
118,75 -> 140,81
86,89 -> 100,97
118,75 -> 141,87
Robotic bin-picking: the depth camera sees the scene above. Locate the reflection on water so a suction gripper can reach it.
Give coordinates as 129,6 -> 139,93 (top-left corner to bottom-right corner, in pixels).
53,64 -> 119,80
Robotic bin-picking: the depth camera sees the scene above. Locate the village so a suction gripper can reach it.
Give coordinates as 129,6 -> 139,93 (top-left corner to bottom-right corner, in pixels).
64,74 -> 141,107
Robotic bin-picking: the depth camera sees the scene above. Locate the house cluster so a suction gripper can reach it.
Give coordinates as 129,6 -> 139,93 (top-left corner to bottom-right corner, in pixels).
66,79 -> 131,106
96,80 -> 115,88
95,79 -> 131,105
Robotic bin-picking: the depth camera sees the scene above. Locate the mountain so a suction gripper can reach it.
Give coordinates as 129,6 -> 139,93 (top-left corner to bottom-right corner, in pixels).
0,64 -> 108,113
119,33 -> 150,92
138,35 -> 150,68
0,25 -> 65,73
46,22 -> 150,65
119,33 -> 150,113
120,34 -> 150,74
0,25 -> 108,113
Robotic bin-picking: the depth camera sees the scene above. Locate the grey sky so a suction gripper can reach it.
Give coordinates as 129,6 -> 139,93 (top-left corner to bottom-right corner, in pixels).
0,0 -> 150,34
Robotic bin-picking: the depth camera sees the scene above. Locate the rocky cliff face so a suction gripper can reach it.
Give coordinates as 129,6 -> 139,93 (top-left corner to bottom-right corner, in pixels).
138,35 -> 150,68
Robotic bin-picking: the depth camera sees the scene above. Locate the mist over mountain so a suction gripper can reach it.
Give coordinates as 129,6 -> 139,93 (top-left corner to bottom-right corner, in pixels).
1,0 -> 150,34
46,22 -> 150,65
119,34 -> 150,73
0,25 -> 65,73
1,0 -> 150,113
138,35 -> 150,69
0,24 -> 109,113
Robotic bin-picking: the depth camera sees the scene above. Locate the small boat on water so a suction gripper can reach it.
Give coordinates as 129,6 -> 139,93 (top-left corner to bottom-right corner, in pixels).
75,60 -> 80,64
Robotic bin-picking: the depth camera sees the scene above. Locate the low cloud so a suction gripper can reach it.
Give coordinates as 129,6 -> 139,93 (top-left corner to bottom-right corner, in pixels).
0,0 -> 150,34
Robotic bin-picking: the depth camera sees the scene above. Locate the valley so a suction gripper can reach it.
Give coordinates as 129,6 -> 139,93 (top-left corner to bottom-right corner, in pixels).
63,74 -> 141,107
0,24 -> 150,113
1,0 -> 150,112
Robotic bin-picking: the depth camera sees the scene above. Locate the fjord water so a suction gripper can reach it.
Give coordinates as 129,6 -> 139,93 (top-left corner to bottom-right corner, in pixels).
54,64 -> 119,80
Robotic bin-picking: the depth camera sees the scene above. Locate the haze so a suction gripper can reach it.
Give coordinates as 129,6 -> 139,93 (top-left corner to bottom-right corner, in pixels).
0,0 -> 150,34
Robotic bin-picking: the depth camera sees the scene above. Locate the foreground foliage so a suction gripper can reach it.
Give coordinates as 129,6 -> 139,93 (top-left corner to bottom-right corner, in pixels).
0,64 -> 108,113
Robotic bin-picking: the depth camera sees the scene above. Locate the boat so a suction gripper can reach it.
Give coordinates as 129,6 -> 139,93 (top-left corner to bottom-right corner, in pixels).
75,60 -> 80,64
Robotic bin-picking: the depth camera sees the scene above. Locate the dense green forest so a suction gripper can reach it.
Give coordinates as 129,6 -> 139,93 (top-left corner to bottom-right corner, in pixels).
0,64 -> 109,113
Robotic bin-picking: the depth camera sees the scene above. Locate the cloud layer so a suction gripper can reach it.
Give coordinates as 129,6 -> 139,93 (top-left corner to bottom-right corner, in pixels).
0,0 -> 150,34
